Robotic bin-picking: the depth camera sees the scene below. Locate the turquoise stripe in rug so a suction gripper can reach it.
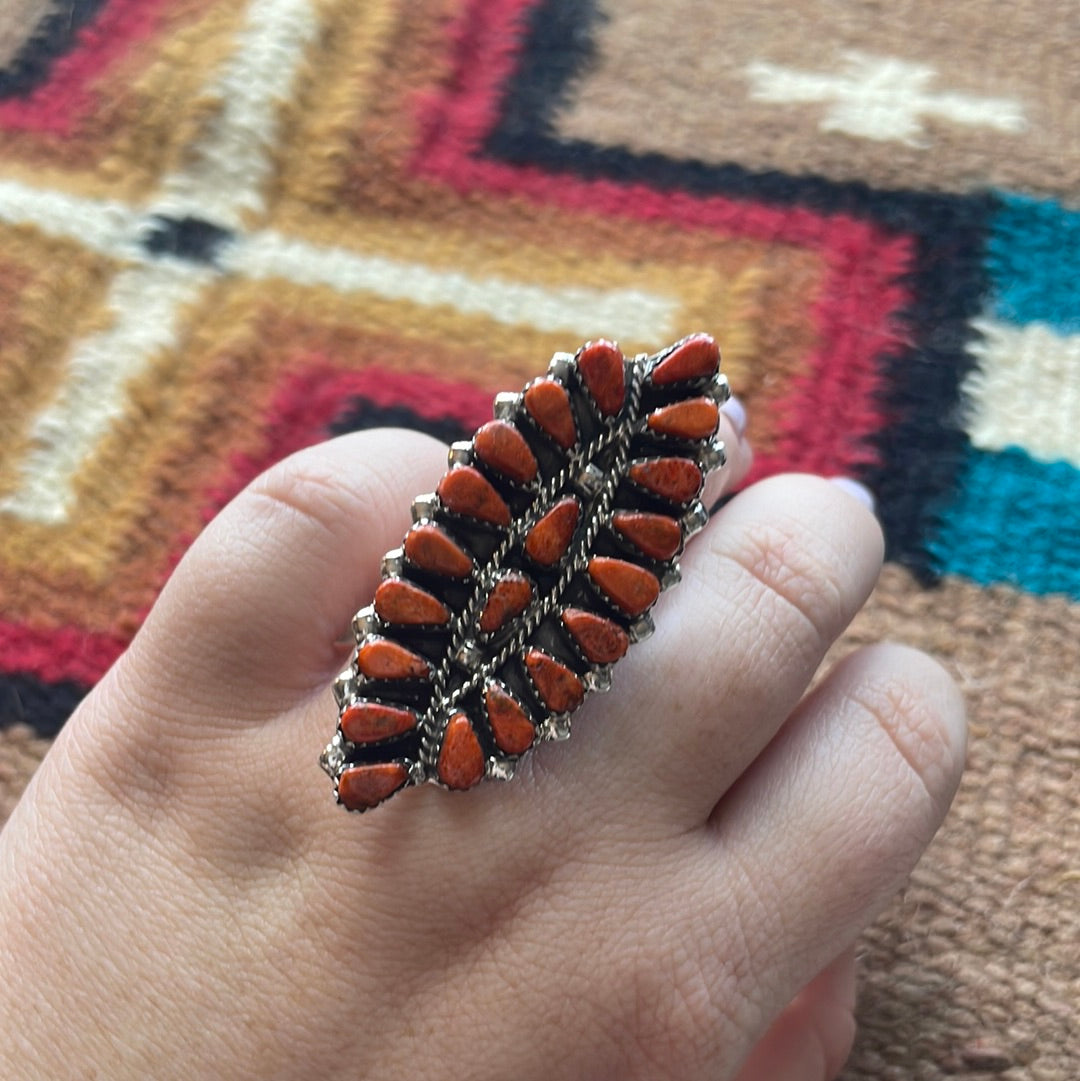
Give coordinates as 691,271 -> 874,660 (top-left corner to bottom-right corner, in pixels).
987,194 -> 1080,332
929,446 -> 1080,599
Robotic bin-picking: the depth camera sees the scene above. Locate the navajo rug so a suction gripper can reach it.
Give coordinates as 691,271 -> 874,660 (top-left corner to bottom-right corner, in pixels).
1,2 -> 1077,1076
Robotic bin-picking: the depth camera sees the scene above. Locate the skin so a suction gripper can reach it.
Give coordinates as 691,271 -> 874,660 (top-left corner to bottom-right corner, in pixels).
0,414 -> 966,1081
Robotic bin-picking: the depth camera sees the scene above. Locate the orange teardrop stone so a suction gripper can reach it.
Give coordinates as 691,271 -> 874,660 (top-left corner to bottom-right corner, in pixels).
577,339 -> 625,416
337,762 -> 408,810
485,683 -> 535,755
588,556 -> 660,616
524,379 -> 577,449
340,701 -> 417,744
629,458 -> 702,503
474,420 -> 538,484
524,497 -> 580,566
404,524 -> 473,578
478,572 -> 533,634
374,579 -> 450,625
650,333 -> 719,386
437,466 -> 511,526
561,608 -> 629,664
437,712 -> 485,789
612,511 -> 683,561
647,398 -> 719,440
524,648 -> 584,713
356,638 -> 430,680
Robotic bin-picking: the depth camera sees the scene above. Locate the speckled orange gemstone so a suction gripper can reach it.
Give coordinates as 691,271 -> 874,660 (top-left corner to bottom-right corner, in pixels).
629,458 -> 702,503
650,333 -> 719,386
524,379 -> 577,449
525,649 -> 585,713
337,762 -> 408,810
612,511 -> 683,561
561,608 -> 629,664
474,420 -> 538,484
374,578 -> 450,625
588,556 -> 660,616
404,524 -> 473,578
524,497 -> 580,566
356,638 -> 430,680
478,572 -> 533,634
485,683 -> 534,755
437,466 -> 511,526
577,339 -> 625,416
340,701 -> 417,744
437,712 -> 485,789
647,398 -> 719,440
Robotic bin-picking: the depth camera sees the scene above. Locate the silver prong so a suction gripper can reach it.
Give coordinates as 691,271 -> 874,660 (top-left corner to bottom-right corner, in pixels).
381,549 -> 405,578
700,438 -> 726,471
661,564 -> 682,590
456,641 -> 483,669
628,612 -> 655,643
487,756 -> 516,781
319,732 -> 346,779
351,605 -> 378,638
584,666 -> 613,693
681,500 -> 709,538
411,493 -> 438,522
548,352 -> 574,379
332,667 -> 358,708
707,373 -> 731,403
448,441 -> 472,467
538,713 -> 572,742
575,462 -> 604,496
493,392 -> 521,419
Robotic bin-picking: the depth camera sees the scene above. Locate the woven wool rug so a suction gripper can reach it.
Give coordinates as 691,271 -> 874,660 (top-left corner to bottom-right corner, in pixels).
1,1 -> 1078,1076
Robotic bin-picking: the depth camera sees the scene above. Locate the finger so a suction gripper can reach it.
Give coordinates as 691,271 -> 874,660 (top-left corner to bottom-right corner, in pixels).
123,429 -> 449,719
573,474 -> 884,824
701,643 -> 966,1030
732,949 -> 856,1081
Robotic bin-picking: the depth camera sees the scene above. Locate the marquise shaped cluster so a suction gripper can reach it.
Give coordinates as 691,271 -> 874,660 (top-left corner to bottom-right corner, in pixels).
322,334 -> 729,811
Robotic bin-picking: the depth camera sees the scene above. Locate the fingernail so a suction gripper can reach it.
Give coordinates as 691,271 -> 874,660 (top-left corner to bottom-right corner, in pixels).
830,476 -> 876,513
719,394 -> 747,438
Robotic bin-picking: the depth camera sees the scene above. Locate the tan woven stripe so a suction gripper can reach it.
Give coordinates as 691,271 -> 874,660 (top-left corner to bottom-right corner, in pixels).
0,0 -> 50,68
0,725 -> 51,828
833,566 -> 1080,1078
560,0 -> 1080,199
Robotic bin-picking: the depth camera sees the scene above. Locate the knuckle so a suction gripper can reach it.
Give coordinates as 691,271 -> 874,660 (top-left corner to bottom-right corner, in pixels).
848,651 -> 966,808
721,516 -> 850,649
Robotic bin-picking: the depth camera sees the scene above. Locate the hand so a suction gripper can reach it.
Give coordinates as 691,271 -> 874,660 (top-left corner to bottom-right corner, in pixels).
0,414 -> 965,1080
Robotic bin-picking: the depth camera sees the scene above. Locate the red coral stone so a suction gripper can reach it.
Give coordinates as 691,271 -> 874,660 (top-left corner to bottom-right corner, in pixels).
356,638 -> 430,680
485,683 -> 535,755
474,420 -> 538,484
647,398 -> 719,440
588,557 -> 660,616
437,466 -> 511,526
337,762 -> 408,810
478,572 -> 533,634
524,497 -> 580,566
524,648 -> 585,713
561,608 -> 629,664
340,701 -> 417,744
577,339 -> 625,416
524,379 -> 577,449
374,578 -> 450,625
437,712 -> 485,789
612,511 -> 683,561
404,524 -> 473,578
629,458 -> 702,503
650,333 -> 719,386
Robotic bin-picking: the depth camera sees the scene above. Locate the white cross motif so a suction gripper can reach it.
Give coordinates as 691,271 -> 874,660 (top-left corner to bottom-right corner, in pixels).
745,51 -> 1026,147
